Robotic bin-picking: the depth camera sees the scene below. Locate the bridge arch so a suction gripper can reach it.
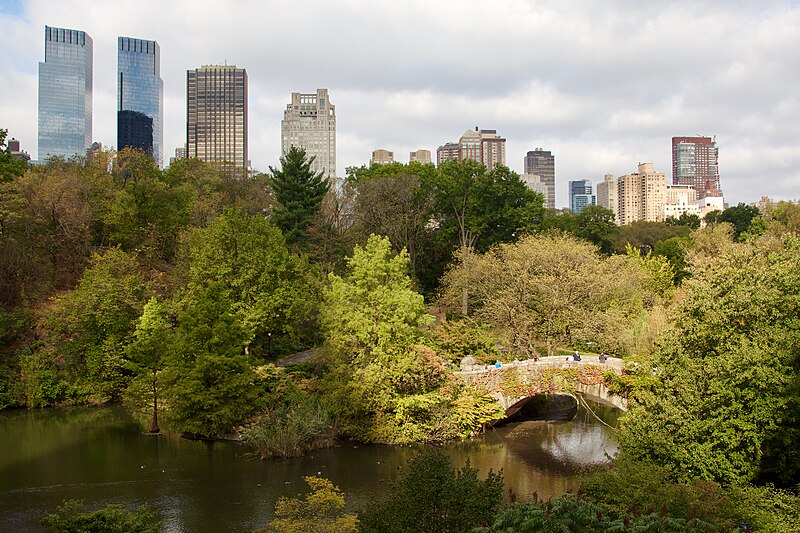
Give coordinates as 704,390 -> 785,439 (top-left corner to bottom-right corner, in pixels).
455,356 -> 628,418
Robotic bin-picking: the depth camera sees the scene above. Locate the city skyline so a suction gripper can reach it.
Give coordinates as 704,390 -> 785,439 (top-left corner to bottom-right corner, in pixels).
3,1 -> 799,207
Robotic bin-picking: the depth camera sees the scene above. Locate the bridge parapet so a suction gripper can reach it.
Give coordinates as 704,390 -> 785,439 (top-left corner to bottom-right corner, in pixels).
455,356 -> 628,413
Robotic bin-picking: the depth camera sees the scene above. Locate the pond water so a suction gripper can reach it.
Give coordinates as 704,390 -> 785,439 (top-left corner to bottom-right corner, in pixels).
0,399 -> 620,531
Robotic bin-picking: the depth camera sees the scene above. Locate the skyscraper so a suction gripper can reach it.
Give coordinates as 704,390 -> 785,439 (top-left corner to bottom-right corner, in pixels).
281,89 -> 336,180
569,180 -> 595,214
436,127 -> 506,170
186,65 -> 248,177
370,149 -> 394,165
672,136 -> 721,199
409,149 -> 431,164
616,163 -> 667,225
118,37 -> 163,167
524,149 -> 555,209
38,26 -> 93,161
596,174 -> 616,215
479,129 -> 506,172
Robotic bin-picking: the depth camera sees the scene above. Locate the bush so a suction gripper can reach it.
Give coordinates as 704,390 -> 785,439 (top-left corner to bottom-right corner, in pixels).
41,499 -> 159,532
244,398 -> 336,459
358,449 -> 503,533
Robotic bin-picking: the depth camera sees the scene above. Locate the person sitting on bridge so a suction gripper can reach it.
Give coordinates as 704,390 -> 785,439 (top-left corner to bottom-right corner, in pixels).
572,351 -> 581,361
599,353 -> 608,363
495,360 -> 502,369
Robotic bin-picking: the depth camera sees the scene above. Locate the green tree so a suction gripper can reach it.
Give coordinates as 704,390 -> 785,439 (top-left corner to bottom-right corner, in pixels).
124,297 -> 171,433
666,211 -> 702,229
267,476 -> 357,533
430,160 -> 544,314
0,128 -> 27,183
163,283 -> 263,437
48,248 -> 148,402
269,146 -> 330,246
575,205 -> 619,254
41,499 -> 159,533
358,449 -> 503,533
183,208 -> 319,357
440,234 -> 653,357
717,202 -> 762,241
615,220 -> 690,254
620,235 -> 800,484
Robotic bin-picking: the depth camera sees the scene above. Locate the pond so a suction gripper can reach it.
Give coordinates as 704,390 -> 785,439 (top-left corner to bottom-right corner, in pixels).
0,398 -> 620,531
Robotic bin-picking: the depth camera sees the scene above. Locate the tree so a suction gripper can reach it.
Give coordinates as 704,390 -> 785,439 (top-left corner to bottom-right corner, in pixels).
717,202 -> 762,241
163,283 -> 263,437
124,298 -> 171,433
615,220 -> 690,254
267,476 -> 358,533
620,235 -> 800,484
183,208 -> 319,357
440,234 -> 652,357
575,205 -> 619,255
0,128 -> 27,183
48,248 -> 148,402
358,449 -> 503,533
269,146 -> 330,246
666,211 -> 701,229
430,160 -> 544,314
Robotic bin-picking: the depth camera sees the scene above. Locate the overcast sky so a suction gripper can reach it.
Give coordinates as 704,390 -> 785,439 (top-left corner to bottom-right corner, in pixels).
1,0 -> 798,207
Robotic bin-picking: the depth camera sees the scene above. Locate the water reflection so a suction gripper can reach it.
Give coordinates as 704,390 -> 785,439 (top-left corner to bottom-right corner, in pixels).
0,400 -> 619,531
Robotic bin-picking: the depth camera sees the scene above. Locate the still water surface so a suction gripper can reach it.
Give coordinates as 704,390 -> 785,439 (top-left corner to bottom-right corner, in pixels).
0,401 -> 619,531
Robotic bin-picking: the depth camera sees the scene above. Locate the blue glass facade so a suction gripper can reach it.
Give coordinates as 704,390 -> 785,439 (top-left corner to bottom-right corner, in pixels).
569,179 -> 596,214
38,26 -> 93,161
118,37 -> 163,167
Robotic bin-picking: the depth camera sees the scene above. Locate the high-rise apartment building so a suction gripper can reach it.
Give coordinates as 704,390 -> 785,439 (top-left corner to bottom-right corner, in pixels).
663,184 -> 701,220
38,26 -> 93,161
436,142 -> 459,166
596,174 -> 616,216
281,89 -> 336,180
524,149 -> 555,209
616,163 -> 667,225
479,129 -> 506,171
569,180 -> 595,214
436,128 -> 506,171
118,37 -> 163,167
521,173 -> 548,199
409,149 -> 431,164
371,148 -> 394,166
672,136 -> 721,199
186,65 -> 248,177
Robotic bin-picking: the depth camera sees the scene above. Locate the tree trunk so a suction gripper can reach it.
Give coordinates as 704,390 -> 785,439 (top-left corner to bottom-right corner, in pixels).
149,372 -> 160,434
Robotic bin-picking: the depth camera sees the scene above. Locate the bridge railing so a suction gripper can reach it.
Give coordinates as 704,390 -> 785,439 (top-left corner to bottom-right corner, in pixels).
454,355 -> 626,375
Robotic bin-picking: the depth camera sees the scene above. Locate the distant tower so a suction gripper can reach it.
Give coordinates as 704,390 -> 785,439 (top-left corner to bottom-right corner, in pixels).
672,136 -> 721,199
281,89 -> 336,180
186,65 -> 248,177
436,142 -> 459,166
569,180 -> 595,214
38,26 -> 93,161
370,149 -> 394,166
479,129 -> 506,171
596,174 -> 616,215
409,149 -> 431,164
118,37 -> 163,167
616,163 -> 667,225
524,149 -> 555,209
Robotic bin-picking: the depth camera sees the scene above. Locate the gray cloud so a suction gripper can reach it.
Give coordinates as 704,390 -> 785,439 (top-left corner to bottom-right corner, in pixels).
2,0 -> 798,207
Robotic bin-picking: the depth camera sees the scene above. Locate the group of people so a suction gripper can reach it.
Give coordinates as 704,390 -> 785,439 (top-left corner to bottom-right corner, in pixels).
567,351 -> 609,363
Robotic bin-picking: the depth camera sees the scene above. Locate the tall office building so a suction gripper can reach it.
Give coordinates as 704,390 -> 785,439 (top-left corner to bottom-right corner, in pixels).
409,149 -> 431,164
281,89 -> 336,180
521,173 -> 548,198
118,37 -> 163,167
38,26 -> 93,161
186,65 -> 248,177
672,136 -> 721,199
569,179 -> 595,214
524,149 -> 555,209
436,128 -> 506,170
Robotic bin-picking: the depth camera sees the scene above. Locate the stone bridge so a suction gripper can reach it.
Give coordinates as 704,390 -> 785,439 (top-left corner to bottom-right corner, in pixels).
455,355 -> 628,417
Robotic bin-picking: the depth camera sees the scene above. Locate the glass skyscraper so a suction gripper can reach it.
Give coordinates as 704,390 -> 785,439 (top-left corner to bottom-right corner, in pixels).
569,179 -> 596,214
118,37 -> 163,167
187,65 -> 248,177
38,26 -> 93,161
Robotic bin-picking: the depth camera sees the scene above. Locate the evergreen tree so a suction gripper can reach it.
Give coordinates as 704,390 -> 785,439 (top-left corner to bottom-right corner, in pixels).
269,146 -> 330,246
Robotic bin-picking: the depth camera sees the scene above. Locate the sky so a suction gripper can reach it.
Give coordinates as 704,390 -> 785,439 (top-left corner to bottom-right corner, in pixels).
1,0 -> 798,208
